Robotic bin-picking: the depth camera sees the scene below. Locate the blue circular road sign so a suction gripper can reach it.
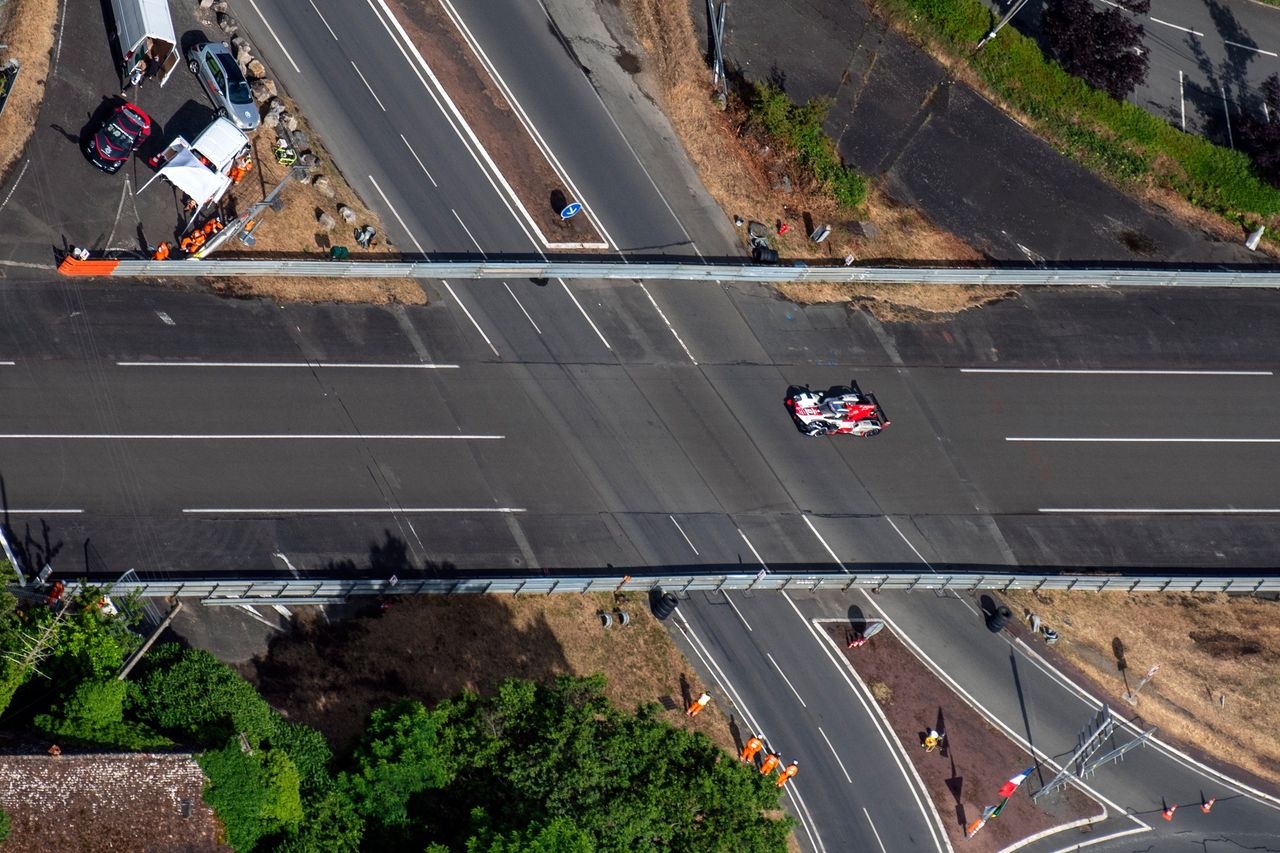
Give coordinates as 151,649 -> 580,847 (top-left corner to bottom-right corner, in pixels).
560,202 -> 583,220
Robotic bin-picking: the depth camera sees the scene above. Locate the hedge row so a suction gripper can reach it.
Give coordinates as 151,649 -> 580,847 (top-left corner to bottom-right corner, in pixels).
881,0 -> 1280,220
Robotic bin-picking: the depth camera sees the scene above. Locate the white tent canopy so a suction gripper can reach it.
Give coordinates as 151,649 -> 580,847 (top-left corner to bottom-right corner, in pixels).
139,146 -> 232,207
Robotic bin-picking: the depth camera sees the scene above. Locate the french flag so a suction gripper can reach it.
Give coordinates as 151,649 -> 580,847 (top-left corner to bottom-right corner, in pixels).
997,767 -> 1035,799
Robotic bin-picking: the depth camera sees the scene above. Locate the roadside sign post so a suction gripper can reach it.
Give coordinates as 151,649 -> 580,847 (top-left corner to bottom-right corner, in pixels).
1124,664 -> 1160,705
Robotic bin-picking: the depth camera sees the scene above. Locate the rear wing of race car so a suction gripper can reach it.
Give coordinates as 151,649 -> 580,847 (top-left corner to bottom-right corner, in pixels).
863,391 -> 889,427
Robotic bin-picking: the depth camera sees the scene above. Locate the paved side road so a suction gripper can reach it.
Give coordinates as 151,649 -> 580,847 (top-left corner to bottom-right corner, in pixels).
694,0 -> 1260,264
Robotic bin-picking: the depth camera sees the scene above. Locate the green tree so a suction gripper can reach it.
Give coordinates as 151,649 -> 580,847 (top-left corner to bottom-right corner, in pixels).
199,741 -> 303,852
339,700 -> 449,827
130,645 -> 276,745
464,814 -> 592,853
417,676 -> 790,852
272,789 -> 364,853
270,720 -> 334,796
33,678 -> 171,750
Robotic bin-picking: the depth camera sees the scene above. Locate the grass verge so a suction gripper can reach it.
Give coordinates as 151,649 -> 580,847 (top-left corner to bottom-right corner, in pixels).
876,0 -> 1280,234
0,0 -> 58,185
1001,590 -> 1280,787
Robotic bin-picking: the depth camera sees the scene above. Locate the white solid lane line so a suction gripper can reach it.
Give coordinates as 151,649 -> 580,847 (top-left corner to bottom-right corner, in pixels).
1041,507 -> 1280,514
351,61 -> 388,111
802,515 -> 848,573
184,507 -> 524,514
442,281 -> 501,359
1225,39 -> 1279,57
862,808 -> 888,853
0,433 -> 503,440
960,368 -> 1272,375
1008,437 -> 1280,443
558,279 -> 612,350
669,515 -> 699,555
452,209 -> 486,256
367,175 -> 425,254
817,727 -> 853,784
1149,16 -> 1204,36
308,0 -> 339,39
737,528 -> 770,573
0,361 -> 14,366
399,134 -> 438,187
722,592 -> 753,632
2,509 -> 84,514
503,282 -> 543,334
765,652 -> 807,707
117,361 -> 458,368
245,0 -> 301,72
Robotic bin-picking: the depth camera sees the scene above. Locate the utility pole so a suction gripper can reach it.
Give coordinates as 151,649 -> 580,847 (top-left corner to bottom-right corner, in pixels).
977,0 -> 1034,49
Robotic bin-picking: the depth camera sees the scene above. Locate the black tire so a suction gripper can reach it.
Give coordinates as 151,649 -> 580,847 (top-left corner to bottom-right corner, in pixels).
650,589 -> 679,621
985,604 -> 1013,632
188,59 -> 199,74
863,428 -> 882,437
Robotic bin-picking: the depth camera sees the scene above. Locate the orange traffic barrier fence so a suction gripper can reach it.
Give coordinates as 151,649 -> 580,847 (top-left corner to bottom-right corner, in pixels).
57,256 -> 121,276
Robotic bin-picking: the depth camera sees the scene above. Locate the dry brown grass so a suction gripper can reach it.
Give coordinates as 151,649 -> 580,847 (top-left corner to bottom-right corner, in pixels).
208,276 -> 424,304
504,593 -> 740,755
622,0 -> 992,319
0,0 -> 58,184
1002,590 -> 1280,786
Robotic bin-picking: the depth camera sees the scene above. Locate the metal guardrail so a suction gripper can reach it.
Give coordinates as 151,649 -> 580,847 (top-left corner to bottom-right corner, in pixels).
50,572 -> 1280,603
56,256 -> 1280,287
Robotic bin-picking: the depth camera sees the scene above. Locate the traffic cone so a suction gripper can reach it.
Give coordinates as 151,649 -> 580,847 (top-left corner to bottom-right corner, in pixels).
1162,804 -> 1177,821
1201,798 -> 1215,814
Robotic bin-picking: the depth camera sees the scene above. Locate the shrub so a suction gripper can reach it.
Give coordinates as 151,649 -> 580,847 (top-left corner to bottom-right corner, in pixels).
748,83 -> 868,211
199,741 -> 302,852
339,700 -> 449,826
273,789 -> 364,853
34,678 -> 172,750
130,645 -> 276,746
0,806 -> 9,842
270,720 -> 334,796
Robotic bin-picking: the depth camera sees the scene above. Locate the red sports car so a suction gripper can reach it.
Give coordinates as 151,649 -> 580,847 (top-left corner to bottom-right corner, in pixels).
85,102 -> 152,174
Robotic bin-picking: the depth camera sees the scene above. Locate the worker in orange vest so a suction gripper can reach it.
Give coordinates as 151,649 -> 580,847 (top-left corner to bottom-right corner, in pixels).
759,753 -> 781,776
152,242 -> 170,260
776,761 -> 799,787
740,736 -> 764,763
686,692 -> 711,717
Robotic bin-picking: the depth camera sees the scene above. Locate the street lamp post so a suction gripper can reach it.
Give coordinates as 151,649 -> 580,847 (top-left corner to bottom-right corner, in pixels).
977,0 -> 1035,48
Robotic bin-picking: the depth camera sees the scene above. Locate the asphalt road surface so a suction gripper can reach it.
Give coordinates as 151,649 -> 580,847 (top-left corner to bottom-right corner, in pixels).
3,0 -> 1280,850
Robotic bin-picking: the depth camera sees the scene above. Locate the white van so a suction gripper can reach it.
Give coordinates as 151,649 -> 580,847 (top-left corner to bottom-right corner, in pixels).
109,0 -> 180,85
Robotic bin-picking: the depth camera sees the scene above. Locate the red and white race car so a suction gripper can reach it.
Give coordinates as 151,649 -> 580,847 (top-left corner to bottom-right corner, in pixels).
785,381 -> 890,437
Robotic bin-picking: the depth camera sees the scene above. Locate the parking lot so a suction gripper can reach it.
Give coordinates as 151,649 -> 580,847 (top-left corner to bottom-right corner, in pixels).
0,0 -> 264,269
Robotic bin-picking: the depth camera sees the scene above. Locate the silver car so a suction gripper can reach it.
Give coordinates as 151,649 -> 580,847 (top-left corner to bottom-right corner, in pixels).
186,41 -> 260,131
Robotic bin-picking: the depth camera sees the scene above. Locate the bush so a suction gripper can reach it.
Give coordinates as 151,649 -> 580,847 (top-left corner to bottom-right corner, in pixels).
0,806 -> 9,842
199,741 -> 303,852
130,645 -> 276,746
879,0 -> 1280,220
339,700 -> 449,827
270,720 -> 334,796
273,789 -> 364,853
34,678 -> 172,750
748,83 -> 868,211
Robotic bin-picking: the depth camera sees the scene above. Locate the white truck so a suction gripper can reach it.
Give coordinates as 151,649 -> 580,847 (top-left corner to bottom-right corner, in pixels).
109,0 -> 180,86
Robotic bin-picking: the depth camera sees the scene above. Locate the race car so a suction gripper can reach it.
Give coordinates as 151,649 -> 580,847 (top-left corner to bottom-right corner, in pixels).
785,381 -> 889,437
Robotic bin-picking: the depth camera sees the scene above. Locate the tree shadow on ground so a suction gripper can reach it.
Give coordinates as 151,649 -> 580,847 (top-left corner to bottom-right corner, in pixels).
242,533 -> 570,753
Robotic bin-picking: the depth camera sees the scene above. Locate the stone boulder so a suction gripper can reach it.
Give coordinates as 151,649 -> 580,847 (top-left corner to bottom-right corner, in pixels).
216,12 -> 237,34
337,205 -> 357,224
316,211 -> 337,231
312,175 -> 335,198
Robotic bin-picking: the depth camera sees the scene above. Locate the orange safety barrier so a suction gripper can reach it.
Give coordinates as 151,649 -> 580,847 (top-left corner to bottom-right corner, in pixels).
57,256 -> 121,276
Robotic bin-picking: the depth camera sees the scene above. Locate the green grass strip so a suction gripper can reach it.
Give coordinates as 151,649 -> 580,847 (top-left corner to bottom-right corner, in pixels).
880,0 -> 1280,221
